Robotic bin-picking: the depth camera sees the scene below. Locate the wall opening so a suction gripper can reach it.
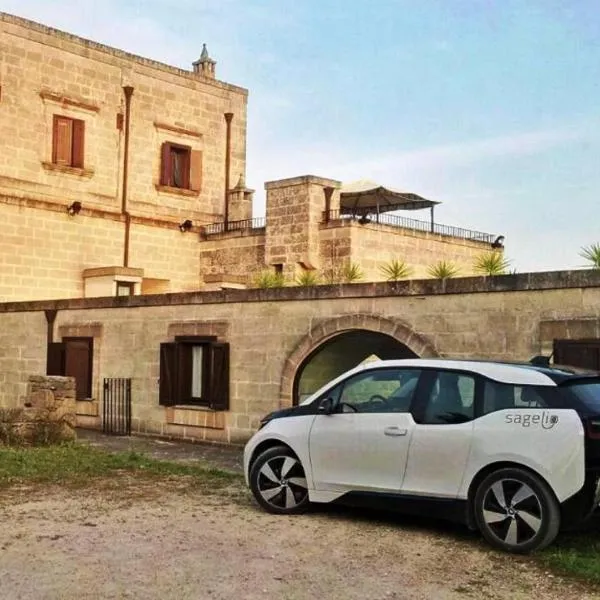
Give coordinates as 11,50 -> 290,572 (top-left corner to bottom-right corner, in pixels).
293,329 -> 418,405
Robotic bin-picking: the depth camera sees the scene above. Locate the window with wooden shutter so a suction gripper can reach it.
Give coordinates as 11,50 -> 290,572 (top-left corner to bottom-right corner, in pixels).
189,150 -> 203,191
52,115 -> 86,168
159,142 -> 193,189
63,337 -> 93,400
47,342 -> 66,376
158,339 -> 229,410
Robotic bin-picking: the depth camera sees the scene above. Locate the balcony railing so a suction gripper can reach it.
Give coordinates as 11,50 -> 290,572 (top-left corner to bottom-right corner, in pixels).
323,209 -> 496,244
202,217 -> 266,236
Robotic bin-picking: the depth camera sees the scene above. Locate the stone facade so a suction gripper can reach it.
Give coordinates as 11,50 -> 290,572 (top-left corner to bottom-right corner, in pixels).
0,12 -> 248,301
0,270 -> 599,445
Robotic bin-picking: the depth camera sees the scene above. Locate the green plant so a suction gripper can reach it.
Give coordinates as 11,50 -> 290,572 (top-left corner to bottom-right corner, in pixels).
579,243 -> 600,269
473,251 -> 511,276
427,260 -> 459,280
379,259 -> 413,281
295,270 -> 320,286
340,261 -> 364,283
253,270 -> 286,289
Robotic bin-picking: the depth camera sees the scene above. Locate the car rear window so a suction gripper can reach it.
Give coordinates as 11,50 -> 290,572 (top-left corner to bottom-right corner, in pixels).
564,381 -> 600,412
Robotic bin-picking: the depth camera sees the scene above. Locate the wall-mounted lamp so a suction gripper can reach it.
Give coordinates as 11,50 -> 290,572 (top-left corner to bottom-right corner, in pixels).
67,201 -> 82,216
179,219 -> 193,233
491,235 -> 505,249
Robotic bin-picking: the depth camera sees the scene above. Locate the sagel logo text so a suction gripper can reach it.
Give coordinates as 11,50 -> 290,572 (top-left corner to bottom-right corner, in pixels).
505,412 -> 559,429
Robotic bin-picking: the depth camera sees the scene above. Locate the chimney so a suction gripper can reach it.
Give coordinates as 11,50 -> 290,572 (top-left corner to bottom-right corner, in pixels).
192,44 -> 216,79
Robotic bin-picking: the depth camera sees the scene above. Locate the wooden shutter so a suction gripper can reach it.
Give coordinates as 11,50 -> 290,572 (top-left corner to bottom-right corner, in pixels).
176,343 -> 193,403
189,150 -> 203,192
208,342 -> 230,411
46,342 -> 66,376
160,142 -> 172,186
65,338 -> 93,400
53,116 -> 73,165
159,343 -> 178,406
71,119 -> 85,168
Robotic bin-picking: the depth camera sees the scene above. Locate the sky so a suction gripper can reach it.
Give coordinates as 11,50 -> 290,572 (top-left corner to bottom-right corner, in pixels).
3,0 -> 599,272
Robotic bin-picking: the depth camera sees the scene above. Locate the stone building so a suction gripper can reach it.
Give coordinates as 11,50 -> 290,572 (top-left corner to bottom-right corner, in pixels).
0,12 -> 501,304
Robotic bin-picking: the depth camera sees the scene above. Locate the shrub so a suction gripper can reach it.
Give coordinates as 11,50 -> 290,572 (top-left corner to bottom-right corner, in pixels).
295,270 -> 320,286
580,243 -> 600,269
379,259 -> 413,281
473,251 -> 511,276
427,260 -> 459,280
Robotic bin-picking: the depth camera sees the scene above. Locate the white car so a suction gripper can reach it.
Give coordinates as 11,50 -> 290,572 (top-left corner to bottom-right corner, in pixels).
244,358 -> 600,553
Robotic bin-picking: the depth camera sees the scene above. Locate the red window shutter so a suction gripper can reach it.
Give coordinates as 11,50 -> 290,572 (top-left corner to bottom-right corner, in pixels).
208,343 -> 230,411
53,116 -> 73,165
160,143 -> 172,186
159,343 -> 178,406
46,342 -> 66,376
71,119 -> 85,168
64,338 -> 93,400
189,150 -> 203,192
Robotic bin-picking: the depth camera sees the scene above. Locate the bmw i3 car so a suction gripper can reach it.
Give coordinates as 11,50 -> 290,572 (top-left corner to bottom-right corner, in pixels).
243,359 -> 600,553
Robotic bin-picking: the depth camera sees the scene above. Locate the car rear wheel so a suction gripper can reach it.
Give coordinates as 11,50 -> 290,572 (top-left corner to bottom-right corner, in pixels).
474,467 -> 560,554
249,446 -> 310,514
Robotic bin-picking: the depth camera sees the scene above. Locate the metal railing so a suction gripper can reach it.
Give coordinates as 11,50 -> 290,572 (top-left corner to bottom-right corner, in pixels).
202,217 -> 266,236
323,209 -> 496,244
102,378 -> 132,436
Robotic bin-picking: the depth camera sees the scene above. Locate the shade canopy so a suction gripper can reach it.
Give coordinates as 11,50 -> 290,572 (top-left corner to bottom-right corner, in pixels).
340,179 -> 439,214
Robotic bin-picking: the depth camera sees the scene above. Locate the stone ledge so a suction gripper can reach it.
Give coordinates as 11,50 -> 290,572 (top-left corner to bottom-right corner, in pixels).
41,162 -> 95,178
155,184 -> 199,198
1,269 -> 599,313
264,175 -> 342,190
39,90 -> 100,113
153,122 -> 203,139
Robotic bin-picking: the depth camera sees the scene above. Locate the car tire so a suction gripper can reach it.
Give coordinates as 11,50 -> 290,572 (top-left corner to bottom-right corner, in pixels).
249,446 -> 310,515
473,467 -> 560,554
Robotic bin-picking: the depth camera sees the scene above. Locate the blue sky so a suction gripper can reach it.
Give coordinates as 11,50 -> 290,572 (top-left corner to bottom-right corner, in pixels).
4,0 -> 599,271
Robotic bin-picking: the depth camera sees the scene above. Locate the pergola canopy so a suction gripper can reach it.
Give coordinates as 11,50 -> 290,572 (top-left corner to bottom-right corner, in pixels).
340,179 -> 439,215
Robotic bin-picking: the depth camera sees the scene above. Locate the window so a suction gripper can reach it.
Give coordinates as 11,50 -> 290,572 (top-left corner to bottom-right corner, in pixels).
482,380 -> 547,415
160,142 -> 203,191
421,371 -> 475,424
116,281 -> 135,297
52,115 -> 85,168
334,368 -> 421,413
159,337 -> 229,409
47,337 -> 93,400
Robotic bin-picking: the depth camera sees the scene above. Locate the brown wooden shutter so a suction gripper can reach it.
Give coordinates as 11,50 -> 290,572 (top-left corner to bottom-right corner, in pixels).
160,143 -> 172,186
65,338 -> 93,400
47,342 -> 66,376
159,343 -> 178,406
189,150 -> 203,192
53,116 -> 73,165
208,342 -> 230,411
177,343 -> 193,403
71,119 -> 85,168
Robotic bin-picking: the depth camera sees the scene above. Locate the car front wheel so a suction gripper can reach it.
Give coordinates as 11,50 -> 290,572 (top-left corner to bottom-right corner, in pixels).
249,446 -> 310,514
474,467 -> 560,554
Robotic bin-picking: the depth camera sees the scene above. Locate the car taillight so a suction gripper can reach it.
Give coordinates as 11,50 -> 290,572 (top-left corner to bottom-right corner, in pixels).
586,418 -> 600,439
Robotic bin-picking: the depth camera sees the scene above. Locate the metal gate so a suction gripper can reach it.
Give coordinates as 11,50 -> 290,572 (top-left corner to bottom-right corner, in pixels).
102,378 -> 132,436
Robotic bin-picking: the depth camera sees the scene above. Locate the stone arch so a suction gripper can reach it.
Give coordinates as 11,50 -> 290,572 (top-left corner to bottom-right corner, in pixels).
279,313 -> 439,406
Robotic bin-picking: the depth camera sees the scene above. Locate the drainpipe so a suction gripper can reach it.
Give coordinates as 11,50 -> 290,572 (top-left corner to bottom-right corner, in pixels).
122,86 -> 134,267
223,112 -> 234,232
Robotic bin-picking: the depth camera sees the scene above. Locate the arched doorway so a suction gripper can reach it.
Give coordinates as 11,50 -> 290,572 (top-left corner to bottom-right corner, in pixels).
293,330 -> 418,405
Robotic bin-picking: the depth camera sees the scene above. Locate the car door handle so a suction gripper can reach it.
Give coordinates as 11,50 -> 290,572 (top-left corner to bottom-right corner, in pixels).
384,427 -> 408,437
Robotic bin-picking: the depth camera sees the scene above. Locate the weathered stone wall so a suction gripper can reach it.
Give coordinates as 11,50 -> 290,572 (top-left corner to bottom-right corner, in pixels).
319,220 -> 492,281
0,13 -> 247,301
0,270 -> 599,444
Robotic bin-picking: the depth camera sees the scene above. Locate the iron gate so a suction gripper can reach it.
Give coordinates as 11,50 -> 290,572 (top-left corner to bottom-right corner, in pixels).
102,378 -> 132,436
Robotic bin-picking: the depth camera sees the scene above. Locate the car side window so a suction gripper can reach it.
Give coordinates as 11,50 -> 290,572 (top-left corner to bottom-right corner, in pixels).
482,380 -> 547,415
337,369 -> 421,413
421,371 -> 475,424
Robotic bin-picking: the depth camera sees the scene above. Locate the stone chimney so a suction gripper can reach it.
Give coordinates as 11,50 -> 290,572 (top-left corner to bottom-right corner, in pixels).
192,44 -> 216,79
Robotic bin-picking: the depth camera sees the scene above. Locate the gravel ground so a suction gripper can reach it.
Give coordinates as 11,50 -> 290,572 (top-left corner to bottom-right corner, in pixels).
0,481 -> 598,600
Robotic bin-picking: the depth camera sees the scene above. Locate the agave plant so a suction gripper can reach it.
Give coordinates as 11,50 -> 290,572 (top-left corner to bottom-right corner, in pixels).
579,243 -> 600,269
340,261 -> 364,283
295,270 -> 320,286
379,258 -> 413,281
473,251 -> 511,276
427,260 -> 459,280
253,270 -> 286,289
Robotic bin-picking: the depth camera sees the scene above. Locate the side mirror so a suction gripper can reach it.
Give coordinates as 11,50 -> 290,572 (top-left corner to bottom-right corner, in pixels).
318,397 -> 334,415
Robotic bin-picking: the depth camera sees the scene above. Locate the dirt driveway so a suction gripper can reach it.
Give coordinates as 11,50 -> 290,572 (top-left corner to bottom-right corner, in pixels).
0,480 -> 597,600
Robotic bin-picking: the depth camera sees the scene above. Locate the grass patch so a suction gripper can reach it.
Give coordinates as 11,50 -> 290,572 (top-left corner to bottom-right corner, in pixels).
540,531 -> 600,583
0,443 -> 242,490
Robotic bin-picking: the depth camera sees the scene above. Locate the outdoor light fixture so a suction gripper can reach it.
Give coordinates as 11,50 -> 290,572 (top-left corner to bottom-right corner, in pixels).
179,219 -> 193,233
491,235 -> 505,249
67,201 -> 82,216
